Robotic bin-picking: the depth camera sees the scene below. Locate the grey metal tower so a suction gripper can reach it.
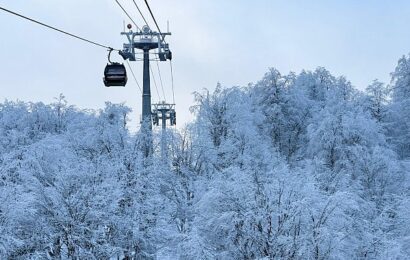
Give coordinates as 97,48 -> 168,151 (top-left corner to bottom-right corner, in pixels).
120,25 -> 171,128
120,25 -> 172,156
152,102 -> 176,158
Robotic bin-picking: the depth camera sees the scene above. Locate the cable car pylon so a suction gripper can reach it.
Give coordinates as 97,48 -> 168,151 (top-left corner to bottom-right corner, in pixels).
120,24 -> 172,157
152,102 -> 176,159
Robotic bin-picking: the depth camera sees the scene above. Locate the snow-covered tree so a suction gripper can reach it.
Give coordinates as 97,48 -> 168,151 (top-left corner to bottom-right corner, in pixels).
365,80 -> 390,122
1,55 -> 409,258
387,55 -> 410,158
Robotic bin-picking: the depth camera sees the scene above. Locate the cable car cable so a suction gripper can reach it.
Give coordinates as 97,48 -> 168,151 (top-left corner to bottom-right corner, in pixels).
115,0 -> 141,31
143,0 -> 165,42
0,6 -> 117,50
132,0 -> 149,26
155,59 -> 166,103
169,60 -> 175,104
149,66 -> 162,102
126,60 -> 142,93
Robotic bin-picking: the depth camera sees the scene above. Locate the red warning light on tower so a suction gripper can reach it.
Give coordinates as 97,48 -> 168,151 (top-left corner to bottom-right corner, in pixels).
127,24 -> 132,30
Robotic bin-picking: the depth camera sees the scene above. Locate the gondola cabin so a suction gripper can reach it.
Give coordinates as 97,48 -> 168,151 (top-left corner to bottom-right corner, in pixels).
103,63 -> 127,87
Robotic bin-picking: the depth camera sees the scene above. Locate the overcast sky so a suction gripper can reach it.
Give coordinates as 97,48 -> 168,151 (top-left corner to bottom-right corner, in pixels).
1,0 -> 410,130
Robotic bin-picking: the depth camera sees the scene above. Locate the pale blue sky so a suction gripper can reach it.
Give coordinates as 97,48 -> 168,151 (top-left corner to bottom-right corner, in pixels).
1,0 -> 410,129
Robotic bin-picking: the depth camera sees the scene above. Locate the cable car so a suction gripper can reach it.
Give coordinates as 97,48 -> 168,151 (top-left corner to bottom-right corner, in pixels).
103,62 -> 127,87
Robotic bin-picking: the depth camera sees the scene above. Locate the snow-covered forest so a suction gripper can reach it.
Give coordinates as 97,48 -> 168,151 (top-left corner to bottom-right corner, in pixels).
1,55 -> 410,259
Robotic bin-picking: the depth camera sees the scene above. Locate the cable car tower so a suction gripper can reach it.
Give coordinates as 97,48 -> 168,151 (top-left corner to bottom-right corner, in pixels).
152,102 -> 176,158
119,24 -> 173,156
120,24 -> 171,127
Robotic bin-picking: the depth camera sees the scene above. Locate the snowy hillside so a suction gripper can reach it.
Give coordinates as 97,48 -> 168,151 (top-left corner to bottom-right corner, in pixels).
1,56 -> 410,259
